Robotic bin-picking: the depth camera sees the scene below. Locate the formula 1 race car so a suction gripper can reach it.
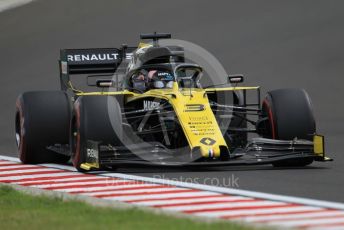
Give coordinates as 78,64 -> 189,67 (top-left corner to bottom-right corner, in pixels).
15,33 -> 332,171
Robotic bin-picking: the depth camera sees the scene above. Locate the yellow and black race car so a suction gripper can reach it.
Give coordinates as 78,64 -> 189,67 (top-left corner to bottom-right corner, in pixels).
15,33 -> 332,171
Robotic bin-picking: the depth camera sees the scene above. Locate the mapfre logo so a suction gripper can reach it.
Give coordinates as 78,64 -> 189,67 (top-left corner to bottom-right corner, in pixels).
143,101 -> 160,111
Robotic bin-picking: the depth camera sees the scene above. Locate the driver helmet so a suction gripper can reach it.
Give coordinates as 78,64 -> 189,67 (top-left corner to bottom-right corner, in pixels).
148,70 -> 174,89
132,71 -> 147,92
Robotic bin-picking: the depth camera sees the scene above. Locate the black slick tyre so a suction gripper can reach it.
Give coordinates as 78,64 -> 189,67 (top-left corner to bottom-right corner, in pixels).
262,88 -> 316,167
15,91 -> 71,164
71,96 -> 123,172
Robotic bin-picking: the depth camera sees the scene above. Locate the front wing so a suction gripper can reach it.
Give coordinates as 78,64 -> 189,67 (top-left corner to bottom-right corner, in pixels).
79,135 -> 332,170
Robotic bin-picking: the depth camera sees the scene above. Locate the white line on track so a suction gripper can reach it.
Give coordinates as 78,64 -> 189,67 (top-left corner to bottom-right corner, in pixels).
0,161 -> 19,165
0,168 -> 61,175
309,226 -> 344,230
82,187 -> 188,196
99,172 -> 344,211
15,176 -> 101,185
0,165 -> 42,170
160,200 -> 286,212
195,206 -> 323,217
237,210 -> 344,222
131,196 -> 254,206
104,191 -> 220,202
57,184 -> 166,193
1,155 -> 344,210
269,217 -> 344,228
2,155 -> 344,230
32,179 -> 132,189
0,0 -> 33,13
40,163 -> 78,172
51,182 -> 155,193
0,172 -> 80,181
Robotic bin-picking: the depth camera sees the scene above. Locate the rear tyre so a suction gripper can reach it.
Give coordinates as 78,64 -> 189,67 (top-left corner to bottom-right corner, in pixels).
261,88 -> 316,167
71,96 -> 123,172
15,91 -> 71,164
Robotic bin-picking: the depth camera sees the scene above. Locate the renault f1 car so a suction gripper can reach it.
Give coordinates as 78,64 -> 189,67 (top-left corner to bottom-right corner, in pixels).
15,33 -> 332,171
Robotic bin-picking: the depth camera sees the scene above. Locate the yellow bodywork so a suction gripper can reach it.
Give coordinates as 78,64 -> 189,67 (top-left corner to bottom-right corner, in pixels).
169,90 -> 225,157
74,82 -> 332,168
80,162 -> 99,171
76,83 -> 259,158
313,134 -> 325,157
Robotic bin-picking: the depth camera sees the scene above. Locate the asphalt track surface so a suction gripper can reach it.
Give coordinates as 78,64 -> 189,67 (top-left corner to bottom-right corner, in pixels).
0,0 -> 343,202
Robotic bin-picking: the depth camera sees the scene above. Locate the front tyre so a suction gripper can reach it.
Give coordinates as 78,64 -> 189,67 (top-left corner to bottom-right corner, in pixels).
261,88 -> 316,167
71,96 -> 123,172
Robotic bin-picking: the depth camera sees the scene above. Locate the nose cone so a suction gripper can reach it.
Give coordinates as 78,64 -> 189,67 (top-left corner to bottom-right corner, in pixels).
170,90 -> 229,159
199,137 -> 220,158
199,145 -> 221,158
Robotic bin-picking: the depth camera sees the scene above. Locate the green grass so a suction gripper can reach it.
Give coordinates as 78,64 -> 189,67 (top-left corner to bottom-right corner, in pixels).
0,185 -> 259,230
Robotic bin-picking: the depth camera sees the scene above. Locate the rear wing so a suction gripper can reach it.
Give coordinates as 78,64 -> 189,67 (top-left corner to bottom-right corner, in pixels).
59,46 -> 136,91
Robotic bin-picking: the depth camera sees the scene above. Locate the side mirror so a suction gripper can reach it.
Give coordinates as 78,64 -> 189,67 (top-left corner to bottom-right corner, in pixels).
96,79 -> 113,88
228,75 -> 244,84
